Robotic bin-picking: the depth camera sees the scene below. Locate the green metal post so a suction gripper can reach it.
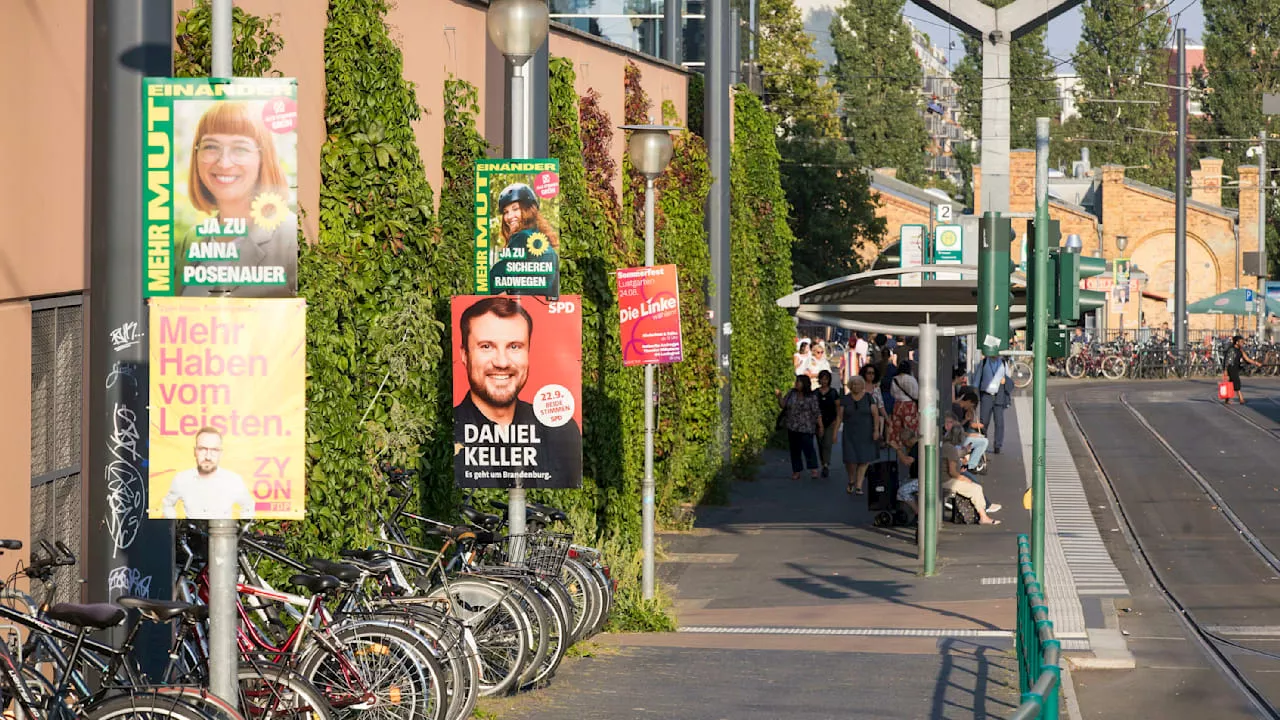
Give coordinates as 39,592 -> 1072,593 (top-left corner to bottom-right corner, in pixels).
919,320 -> 939,575
1032,118 -> 1050,581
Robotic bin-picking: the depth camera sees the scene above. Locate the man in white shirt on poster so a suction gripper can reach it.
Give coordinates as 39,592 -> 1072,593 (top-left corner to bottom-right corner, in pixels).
161,426 -> 256,519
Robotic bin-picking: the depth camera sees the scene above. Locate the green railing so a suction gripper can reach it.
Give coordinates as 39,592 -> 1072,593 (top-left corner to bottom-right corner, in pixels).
1012,534 -> 1062,720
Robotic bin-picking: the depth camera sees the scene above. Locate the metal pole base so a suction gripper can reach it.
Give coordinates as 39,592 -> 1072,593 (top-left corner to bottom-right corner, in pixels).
207,519 -> 240,709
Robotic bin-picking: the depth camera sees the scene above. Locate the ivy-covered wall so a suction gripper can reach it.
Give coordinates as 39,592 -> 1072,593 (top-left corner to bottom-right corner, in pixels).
175,0 -> 797,630
729,91 -> 798,467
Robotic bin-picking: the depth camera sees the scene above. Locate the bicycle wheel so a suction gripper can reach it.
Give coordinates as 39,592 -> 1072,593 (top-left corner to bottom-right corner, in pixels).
298,620 -> 445,720
520,578 -> 570,689
1102,355 -> 1127,380
1063,355 -> 1085,379
1007,360 -> 1031,388
559,558 -> 602,644
363,604 -> 479,720
85,692 -> 221,720
236,661 -> 336,720
427,578 -> 529,698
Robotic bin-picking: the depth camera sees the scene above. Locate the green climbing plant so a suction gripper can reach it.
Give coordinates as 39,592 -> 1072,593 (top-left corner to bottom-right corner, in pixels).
730,91 -> 797,470
289,0 -> 448,556
174,0 -> 284,77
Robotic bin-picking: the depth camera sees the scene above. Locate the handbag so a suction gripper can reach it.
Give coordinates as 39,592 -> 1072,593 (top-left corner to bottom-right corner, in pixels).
1218,378 -> 1235,400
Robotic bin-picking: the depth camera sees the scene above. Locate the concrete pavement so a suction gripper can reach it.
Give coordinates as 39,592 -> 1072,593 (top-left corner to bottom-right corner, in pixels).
484,420 -> 1047,719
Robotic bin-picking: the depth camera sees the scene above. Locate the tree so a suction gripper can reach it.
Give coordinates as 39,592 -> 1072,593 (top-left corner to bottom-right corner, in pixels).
950,0 -> 1059,178
1197,0 -> 1280,276
753,0 -> 884,282
755,0 -> 840,138
1071,0 -> 1174,188
780,137 -> 885,286
828,0 -> 929,183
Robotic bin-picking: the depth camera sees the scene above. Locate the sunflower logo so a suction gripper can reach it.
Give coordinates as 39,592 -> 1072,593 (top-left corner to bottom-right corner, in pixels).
250,192 -> 287,232
527,231 -> 550,257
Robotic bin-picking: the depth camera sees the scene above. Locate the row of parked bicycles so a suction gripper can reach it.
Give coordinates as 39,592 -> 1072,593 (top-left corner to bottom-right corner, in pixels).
1050,337 -> 1280,380
0,464 -> 613,720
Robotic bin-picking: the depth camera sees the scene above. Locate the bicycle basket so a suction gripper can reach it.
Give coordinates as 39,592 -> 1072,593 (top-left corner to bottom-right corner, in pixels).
501,532 -> 572,578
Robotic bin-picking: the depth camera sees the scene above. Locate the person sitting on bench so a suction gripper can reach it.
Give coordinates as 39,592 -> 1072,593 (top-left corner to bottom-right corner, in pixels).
941,420 -> 1001,525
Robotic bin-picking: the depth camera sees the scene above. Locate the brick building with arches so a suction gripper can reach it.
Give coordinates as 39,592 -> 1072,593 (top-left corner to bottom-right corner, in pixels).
867,148 -> 1262,334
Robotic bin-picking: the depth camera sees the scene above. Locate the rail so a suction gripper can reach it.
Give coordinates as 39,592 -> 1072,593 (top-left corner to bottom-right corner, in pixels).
1011,534 -> 1062,720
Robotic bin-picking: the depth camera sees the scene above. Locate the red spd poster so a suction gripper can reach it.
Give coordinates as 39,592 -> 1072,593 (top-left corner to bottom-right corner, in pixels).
452,295 -> 583,489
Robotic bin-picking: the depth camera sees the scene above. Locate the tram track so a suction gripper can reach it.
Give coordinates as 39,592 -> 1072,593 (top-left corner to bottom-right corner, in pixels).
1063,391 -> 1280,720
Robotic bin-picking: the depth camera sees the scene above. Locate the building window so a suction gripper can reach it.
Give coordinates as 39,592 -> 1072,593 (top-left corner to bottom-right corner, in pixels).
30,295 -> 84,604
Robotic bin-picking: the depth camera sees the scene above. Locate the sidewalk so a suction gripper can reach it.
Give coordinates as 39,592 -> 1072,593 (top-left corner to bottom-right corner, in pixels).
483,422 -> 1049,719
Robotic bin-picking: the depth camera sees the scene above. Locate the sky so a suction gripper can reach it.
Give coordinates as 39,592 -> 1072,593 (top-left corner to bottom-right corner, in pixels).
795,0 -> 1206,71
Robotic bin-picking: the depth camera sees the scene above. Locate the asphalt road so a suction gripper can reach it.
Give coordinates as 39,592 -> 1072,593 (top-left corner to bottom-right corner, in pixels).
1056,377 -> 1280,719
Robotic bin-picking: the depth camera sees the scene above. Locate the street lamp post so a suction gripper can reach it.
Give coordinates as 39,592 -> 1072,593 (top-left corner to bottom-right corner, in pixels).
1116,235 -> 1128,336
620,121 -> 678,600
487,0 -> 549,543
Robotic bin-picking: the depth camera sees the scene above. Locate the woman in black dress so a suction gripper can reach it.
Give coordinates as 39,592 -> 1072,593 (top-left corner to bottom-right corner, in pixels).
815,370 -> 841,478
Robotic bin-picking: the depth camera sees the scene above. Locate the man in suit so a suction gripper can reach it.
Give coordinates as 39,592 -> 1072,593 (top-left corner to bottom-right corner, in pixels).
976,355 -> 1009,454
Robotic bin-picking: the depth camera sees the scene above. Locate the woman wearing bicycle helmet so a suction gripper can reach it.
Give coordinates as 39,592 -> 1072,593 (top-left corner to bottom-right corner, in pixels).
498,183 -> 560,251
491,183 -> 561,297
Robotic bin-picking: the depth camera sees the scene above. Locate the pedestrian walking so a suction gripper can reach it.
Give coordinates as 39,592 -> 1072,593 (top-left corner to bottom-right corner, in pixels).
1223,334 -> 1262,405
859,363 -> 888,430
793,339 -> 812,374
815,370 -> 841,478
777,374 -> 823,481
886,359 -> 919,453
807,342 -> 832,390
840,376 -> 881,495
976,355 -> 1008,454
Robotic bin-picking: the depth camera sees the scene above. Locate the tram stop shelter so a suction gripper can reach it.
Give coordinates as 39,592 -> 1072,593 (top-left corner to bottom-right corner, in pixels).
776,265 -> 1029,575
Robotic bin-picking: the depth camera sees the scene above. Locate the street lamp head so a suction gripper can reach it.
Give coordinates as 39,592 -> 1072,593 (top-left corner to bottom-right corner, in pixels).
1115,234 -> 1128,252
487,0 -> 549,62
620,123 -> 682,179
1064,233 -> 1083,253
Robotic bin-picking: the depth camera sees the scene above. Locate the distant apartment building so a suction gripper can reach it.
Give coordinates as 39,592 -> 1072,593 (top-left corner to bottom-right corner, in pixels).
1166,44 -> 1206,121
1056,74 -> 1080,123
906,19 -> 971,185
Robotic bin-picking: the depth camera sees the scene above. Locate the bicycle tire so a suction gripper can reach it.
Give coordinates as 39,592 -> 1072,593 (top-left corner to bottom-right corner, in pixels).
360,604 -> 479,720
297,620 -> 446,720
521,578 -> 570,689
1064,355 -> 1085,379
85,692 -> 221,720
426,578 -> 529,698
1011,361 -> 1033,388
483,576 -> 550,689
1102,355 -> 1126,380
236,661 -> 336,720
559,558 -> 602,643
150,687 -> 245,720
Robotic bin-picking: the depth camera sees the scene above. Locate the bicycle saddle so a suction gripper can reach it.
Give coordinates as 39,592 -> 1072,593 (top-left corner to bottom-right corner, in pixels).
461,505 -> 502,531
527,501 -> 569,523
289,573 -> 341,595
47,602 -> 126,630
339,548 -> 389,564
307,558 -> 363,583
116,596 -> 194,624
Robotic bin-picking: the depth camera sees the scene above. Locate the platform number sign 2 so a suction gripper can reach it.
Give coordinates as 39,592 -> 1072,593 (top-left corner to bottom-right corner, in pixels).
935,204 -> 953,223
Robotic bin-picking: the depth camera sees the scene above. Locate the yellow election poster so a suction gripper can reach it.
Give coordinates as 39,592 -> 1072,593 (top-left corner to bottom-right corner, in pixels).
148,297 -> 306,520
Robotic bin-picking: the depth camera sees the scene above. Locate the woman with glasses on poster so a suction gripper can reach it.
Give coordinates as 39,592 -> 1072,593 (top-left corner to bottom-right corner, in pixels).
176,101 -> 298,297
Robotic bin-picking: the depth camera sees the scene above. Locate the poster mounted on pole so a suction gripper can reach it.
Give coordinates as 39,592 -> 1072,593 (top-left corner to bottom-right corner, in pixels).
617,264 -> 684,366
147,297 -> 307,520
142,77 -> 300,298
452,295 -> 583,489
473,159 -> 562,298
899,224 -> 925,287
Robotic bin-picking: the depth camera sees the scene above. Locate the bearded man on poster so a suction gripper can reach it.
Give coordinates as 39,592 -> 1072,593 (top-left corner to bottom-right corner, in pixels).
454,297 -> 583,488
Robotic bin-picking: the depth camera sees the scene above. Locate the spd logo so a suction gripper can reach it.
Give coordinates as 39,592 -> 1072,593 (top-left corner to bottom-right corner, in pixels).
548,300 -> 577,314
